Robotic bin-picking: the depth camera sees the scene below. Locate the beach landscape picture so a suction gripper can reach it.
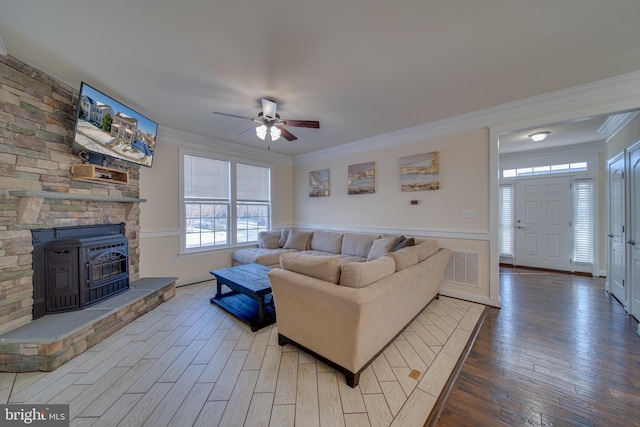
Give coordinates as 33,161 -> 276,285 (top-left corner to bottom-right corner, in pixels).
400,151 -> 440,191
348,161 -> 375,194
309,169 -> 330,197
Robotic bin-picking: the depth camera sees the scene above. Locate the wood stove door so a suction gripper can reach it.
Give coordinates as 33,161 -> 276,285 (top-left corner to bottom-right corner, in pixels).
44,246 -> 80,312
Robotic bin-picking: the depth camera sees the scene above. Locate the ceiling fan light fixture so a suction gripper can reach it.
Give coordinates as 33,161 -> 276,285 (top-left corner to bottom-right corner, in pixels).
256,124 -> 268,140
529,131 -> 550,142
270,126 -> 281,141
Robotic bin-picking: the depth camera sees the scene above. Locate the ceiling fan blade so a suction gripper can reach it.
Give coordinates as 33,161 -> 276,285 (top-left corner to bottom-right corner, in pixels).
261,98 -> 278,119
213,112 -> 255,121
238,126 -> 258,136
283,119 -> 320,129
276,125 -> 297,141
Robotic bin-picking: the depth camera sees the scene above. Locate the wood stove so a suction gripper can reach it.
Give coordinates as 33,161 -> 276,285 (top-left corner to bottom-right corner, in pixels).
32,223 -> 130,319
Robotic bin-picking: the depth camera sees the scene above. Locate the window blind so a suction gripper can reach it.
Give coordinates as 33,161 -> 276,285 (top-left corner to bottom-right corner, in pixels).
574,179 -> 593,263
499,185 -> 514,256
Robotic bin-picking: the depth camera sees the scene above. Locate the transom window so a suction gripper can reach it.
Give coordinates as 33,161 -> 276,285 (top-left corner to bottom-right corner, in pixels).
503,162 -> 587,178
182,153 -> 271,251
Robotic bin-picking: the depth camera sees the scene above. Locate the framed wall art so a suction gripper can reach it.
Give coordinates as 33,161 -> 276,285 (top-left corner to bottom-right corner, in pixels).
400,151 -> 440,191
348,161 -> 375,195
309,169 -> 330,197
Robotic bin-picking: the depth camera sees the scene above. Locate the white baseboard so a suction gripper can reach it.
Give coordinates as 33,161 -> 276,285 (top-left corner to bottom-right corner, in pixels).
438,288 -> 501,308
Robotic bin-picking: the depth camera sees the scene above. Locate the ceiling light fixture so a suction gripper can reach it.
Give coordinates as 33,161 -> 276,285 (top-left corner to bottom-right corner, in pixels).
256,124 -> 268,140
256,124 -> 282,141
270,126 -> 281,141
528,131 -> 550,142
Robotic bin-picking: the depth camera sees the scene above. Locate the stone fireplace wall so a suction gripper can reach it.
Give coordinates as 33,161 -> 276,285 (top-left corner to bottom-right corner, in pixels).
0,54 -> 143,334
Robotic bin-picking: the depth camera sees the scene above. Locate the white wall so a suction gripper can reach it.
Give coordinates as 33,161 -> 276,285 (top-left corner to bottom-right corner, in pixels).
292,128 -> 495,305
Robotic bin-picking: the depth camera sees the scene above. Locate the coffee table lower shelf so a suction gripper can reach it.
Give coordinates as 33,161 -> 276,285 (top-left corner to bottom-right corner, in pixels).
210,293 -> 275,332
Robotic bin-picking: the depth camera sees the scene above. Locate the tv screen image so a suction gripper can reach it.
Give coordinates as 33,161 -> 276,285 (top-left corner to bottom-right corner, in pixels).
72,82 -> 158,167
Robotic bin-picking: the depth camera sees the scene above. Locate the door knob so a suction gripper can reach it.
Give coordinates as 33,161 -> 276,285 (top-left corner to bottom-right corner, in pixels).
608,234 -> 614,238
628,239 -> 636,246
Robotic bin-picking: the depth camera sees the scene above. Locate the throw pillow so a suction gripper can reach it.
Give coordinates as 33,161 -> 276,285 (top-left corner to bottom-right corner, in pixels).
278,228 -> 290,247
279,253 -> 342,284
283,229 -> 313,251
366,236 -> 398,261
392,236 -> 415,251
258,231 -> 281,249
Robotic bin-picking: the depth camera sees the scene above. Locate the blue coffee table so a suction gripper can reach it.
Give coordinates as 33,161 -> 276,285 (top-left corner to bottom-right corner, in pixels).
210,263 -> 275,331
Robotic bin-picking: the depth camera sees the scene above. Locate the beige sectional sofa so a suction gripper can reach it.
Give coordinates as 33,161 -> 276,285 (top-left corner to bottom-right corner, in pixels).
232,228 -> 452,387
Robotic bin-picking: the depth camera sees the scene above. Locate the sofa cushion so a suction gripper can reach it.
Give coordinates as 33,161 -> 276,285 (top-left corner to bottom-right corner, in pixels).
233,247 -> 297,266
258,231 -> 282,249
283,229 -> 313,251
310,230 -> 344,254
392,236 -> 415,251
391,246 -> 419,271
366,236 -> 398,261
279,253 -> 342,284
341,233 -> 381,258
340,256 -> 396,288
415,239 -> 439,261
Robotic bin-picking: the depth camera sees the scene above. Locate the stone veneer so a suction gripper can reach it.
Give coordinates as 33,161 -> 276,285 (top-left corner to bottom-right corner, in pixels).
0,54 -> 144,335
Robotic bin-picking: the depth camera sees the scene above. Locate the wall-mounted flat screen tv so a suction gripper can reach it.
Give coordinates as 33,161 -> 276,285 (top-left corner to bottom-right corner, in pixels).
72,82 -> 158,167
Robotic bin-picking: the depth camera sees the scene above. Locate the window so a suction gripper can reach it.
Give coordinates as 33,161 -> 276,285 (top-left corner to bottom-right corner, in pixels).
182,154 -> 271,251
503,161 -> 588,178
499,185 -> 514,256
574,179 -> 593,264
236,163 -> 270,244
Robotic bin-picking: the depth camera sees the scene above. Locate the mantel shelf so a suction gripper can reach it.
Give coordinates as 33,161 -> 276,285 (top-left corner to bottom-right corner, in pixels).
8,191 -> 146,203
7,191 -> 146,224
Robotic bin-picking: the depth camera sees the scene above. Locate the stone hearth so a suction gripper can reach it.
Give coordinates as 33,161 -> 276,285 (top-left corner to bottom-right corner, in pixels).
0,277 -> 176,372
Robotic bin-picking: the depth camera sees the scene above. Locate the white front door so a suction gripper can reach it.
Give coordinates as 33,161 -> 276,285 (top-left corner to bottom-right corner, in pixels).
514,176 -> 572,271
608,154 -> 626,306
628,143 -> 640,320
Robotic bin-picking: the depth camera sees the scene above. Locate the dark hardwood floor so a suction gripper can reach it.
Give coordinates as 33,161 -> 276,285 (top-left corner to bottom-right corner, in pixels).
435,266 -> 640,427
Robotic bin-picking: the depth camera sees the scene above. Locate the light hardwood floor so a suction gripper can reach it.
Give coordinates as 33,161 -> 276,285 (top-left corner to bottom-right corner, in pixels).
0,282 -> 484,427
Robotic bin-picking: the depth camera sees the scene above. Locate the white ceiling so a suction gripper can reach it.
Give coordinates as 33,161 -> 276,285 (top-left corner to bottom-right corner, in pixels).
2,0 -> 640,157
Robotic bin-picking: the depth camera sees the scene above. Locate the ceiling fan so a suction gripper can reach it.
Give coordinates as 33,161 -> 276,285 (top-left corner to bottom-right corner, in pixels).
213,98 -> 319,142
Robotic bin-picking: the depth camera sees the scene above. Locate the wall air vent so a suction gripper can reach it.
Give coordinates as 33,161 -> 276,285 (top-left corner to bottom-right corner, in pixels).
444,250 -> 480,287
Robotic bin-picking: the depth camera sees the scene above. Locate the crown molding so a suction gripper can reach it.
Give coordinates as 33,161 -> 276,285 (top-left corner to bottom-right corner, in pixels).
157,126 -> 292,165
293,70 -> 640,166
598,111 -> 640,141
0,34 -> 6,55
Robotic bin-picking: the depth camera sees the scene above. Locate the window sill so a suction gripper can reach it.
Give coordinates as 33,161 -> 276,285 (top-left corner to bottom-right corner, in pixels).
179,242 -> 258,257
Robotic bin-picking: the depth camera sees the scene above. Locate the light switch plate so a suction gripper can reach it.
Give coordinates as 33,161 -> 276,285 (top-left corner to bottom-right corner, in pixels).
462,209 -> 476,218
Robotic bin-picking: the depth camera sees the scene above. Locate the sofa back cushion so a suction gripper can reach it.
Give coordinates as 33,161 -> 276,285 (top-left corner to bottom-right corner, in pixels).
341,233 -> 381,258
415,239 -> 439,261
283,229 -> 313,251
391,246 -> 420,271
340,256 -> 396,288
310,231 -> 344,254
279,253 -> 342,284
